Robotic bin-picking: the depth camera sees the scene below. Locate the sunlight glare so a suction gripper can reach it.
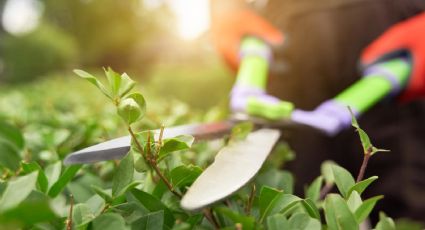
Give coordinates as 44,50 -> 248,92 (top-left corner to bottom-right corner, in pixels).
2,0 -> 43,35
168,0 -> 210,40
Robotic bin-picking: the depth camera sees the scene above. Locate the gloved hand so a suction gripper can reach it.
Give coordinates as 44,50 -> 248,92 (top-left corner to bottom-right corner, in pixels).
211,8 -> 284,69
361,12 -> 425,101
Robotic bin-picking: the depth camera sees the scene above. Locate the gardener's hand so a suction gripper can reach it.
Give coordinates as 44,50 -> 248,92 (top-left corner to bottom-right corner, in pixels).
361,12 -> 425,101
211,7 -> 283,69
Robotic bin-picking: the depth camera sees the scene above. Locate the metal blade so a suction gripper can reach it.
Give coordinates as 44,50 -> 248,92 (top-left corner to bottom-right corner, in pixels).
63,121 -> 234,165
180,128 -> 281,211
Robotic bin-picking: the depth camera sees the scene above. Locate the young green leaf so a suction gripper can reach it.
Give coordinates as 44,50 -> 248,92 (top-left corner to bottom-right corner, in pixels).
347,191 -> 362,213
256,168 -> 294,194
288,213 -> 321,230
73,203 -> 96,229
347,176 -> 378,197
267,214 -> 289,230
375,212 -> 396,230
130,189 -> 175,229
92,213 -> 128,230
321,160 -> 337,185
126,92 -> 146,119
117,98 -> 143,125
305,176 -> 323,202
118,73 -> 136,97
301,199 -> 321,220
170,165 -> 202,189
331,165 -> 355,198
74,69 -> 112,100
134,154 -> 149,173
91,185 -> 113,203
158,135 -> 194,162
112,152 -> 134,197
21,161 -> 49,193
48,165 -> 81,197
131,210 -> 164,230
0,171 -> 38,211
104,67 -> 122,99
45,161 -> 62,190
259,186 -> 301,222
354,195 -> 383,224
324,194 -> 358,230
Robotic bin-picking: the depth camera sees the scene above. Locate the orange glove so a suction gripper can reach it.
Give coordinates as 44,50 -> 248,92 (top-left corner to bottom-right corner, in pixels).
211,8 -> 284,69
361,12 -> 425,101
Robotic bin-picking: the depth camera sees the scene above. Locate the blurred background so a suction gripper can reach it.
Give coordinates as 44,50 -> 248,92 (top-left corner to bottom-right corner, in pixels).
0,0 -> 235,162
0,0 -> 233,109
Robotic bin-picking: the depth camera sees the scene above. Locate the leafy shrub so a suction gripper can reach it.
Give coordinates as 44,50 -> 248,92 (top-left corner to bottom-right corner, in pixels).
0,68 -> 423,229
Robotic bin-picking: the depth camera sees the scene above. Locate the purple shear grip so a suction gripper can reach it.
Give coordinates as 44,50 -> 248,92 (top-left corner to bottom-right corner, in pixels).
239,46 -> 272,63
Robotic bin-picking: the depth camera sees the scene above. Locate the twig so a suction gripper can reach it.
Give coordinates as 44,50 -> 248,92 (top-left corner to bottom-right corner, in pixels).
203,208 -> 220,229
101,203 -> 110,214
319,183 -> 334,200
356,148 -> 372,183
245,184 -> 256,215
66,194 -> 74,230
128,126 -> 182,198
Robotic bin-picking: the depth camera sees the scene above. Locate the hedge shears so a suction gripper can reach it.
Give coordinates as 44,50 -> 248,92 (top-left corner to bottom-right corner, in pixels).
64,36 -> 411,211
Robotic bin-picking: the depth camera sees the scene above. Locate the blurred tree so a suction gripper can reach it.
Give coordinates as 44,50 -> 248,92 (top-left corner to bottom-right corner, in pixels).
0,22 -> 77,83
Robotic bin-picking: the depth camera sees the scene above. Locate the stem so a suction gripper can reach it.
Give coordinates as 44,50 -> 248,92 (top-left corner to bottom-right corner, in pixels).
319,183 -> 334,200
356,151 -> 372,183
101,203 -> 110,214
203,208 -> 220,229
66,194 -> 74,230
245,183 -> 256,215
128,126 -> 182,198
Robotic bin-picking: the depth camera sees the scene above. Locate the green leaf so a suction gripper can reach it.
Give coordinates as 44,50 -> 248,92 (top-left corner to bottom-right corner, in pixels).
0,191 -> 57,225
48,165 -> 81,197
324,194 -> 358,230
21,161 -> 48,193
131,210 -> 164,230
112,152 -> 134,197
92,186 -> 113,203
0,140 -> 21,171
305,176 -> 323,202
170,165 -> 202,189
230,122 -> 254,141
215,207 -> 256,230
118,73 -> 136,97
267,214 -> 289,230
74,69 -> 112,100
73,203 -> 95,229
347,191 -> 362,213
321,160 -> 337,185
92,213 -> 128,230
0,171 -> 38,211
256,168 -> 294,194
259,186 -> 301,222
104,67 -> 122,99
354,195 -> 383,224
375,212 -> 396,230
132,130 -> 155,153
347,176 -> 378,197
130,189 -> 175,228
301,198 -> 320,220
0,120 -> 24,150
45,161 -> 62,190
134,154 -> 149,173
331,165 -> 355,198
158,135 -> 194,162
126,92 -> 146,120
118,98 -> 143,125
288,213 -> 321,230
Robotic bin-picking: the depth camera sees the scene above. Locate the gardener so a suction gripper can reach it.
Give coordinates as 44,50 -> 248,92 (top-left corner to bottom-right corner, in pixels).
211,0 -> 425,223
